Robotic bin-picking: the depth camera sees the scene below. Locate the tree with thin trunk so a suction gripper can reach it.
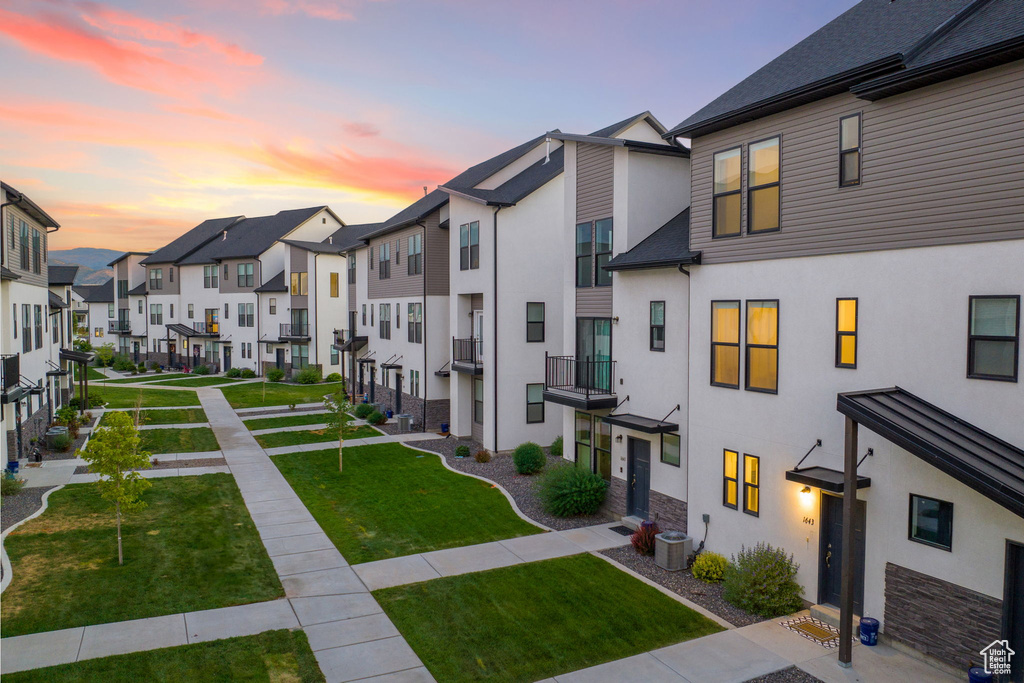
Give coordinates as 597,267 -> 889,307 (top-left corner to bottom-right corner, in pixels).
78,410 -> 152,565
323,388 -> 352,472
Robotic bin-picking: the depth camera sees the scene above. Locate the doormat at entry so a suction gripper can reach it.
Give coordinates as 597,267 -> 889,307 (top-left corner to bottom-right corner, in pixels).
608,525 -> 634,536
780,616 -> 841,648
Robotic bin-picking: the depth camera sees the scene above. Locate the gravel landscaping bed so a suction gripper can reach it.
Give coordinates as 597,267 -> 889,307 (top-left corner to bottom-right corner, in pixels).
73,457 -> 227,475
744,666 -> 822,682
601,545 -> 766,627
37,414 -> 98,462
407,438 -> 612,531
2,485 -> 57,532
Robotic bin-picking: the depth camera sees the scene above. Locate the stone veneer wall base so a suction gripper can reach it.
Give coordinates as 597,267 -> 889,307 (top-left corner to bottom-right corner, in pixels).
601,476 -> 687,533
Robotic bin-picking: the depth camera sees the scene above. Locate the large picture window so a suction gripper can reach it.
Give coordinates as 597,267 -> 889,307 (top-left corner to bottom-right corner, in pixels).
836,298 -> 857,368
595,218 -> 613,286
290,272 -> 308,295
408,234 -> 422,275
746,300 -> 778,393
526,302 -> 544,342
748,136 -> 780,233
839,114 -> 861,187
968,295 -> 1019,381
661,433 -> 680,467
575,223 -> 592,287
473,377 -> 484,424
650,301 -> 665,351
711,301 -> 740,388
743,454 -> 759,516
909,494 -> 953,551
460,222 -> 479,270
237,263 -> 254,288
526,384 -> 544,423
574,411 -> 591,467
713,147 -> 741,237
723,449 -> 738,509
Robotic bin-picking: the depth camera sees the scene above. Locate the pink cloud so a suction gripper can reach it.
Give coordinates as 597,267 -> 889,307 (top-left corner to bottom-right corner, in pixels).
342,121 -> 380,138
259,0 -> 357,21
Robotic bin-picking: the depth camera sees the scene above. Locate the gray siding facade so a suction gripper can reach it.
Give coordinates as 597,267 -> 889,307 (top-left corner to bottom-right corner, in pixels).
289,248 -> 309,310
423,211 -> 449,297
368,225 -> 424,299
4,204 -> 48,287
146,262 -> 180,295
576,287 -> 612,318
220,258 -> 260,295
575,142 -> 614,318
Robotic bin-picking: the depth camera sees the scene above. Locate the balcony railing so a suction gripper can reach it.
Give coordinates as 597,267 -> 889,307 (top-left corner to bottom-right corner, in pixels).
545,355 -> 616,397
333,329 -> 349,346
281,323 -> 310,338
453,338 -> 483,366
2,354 -> 19,391
193,322 -> 218,335
108,320 -> 131,334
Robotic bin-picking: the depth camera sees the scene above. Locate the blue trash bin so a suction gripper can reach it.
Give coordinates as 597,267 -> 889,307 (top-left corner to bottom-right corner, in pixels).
440,423 -> 449,433
385,409 -> 394,419
968,667 -> 993,683
859,617 -> 879,646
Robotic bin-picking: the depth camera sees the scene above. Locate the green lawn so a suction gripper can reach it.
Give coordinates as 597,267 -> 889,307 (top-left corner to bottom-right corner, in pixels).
82,386 -> 200,408
75,365 -> 108,382
244,412 -> 332,430
255,425 -> 379,448
148,376 -> 244,387
140,427 -> 220,454
101,408 -> 208,426
95,373 -> 192,384
272,443 -> 541,564
2,630 -> 324,682
1,474 -> 282,637
221,381 -> 344,409
376,554 -> 723,682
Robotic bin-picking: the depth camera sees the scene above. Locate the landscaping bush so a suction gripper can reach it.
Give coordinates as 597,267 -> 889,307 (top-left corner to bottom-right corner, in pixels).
112,355 -> 135,372
240,368 -> 257,378
225,367 -> 242,378
154,365 -> 164,373
192,364 -> 211,375
550,435 -> 563,457
537,464 -> 608,516
136,364 -> 147,374
691,551 -> 729,583
1,475 -> 25,496
94,343 -> 115,367
295,367 -> 322,384
454,444 -> 470,458
474,450 -> 491,463
723,542 -> 803,618
266,368 -> 285,382
325,372 -> 342,383
631,520 -> 660,556
367,410 -> 387,426
130,367 -> 139,375
51,433 -> 73,452
69,394 -> 104,410
73,339 -> 93,353
512,441 -> 545,475
353,403 -> 374,419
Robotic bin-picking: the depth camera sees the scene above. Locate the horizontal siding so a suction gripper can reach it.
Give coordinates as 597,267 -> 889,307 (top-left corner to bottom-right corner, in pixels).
220,258 -> 259,294
368,224 -> 424,299
576,287 -> 612,318
4,205 -> 48,287
424,211 -> 449,296
470,293 -> 484,311
348,277 -> 356,311
690,60 -> 1024,264
576,143 -> 614,223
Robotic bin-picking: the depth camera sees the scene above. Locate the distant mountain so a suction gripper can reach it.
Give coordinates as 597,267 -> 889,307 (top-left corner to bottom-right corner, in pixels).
50,248 -> 123,272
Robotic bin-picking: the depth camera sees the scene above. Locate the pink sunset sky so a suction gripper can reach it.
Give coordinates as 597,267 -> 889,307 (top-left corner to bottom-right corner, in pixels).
0,0 -> 857,251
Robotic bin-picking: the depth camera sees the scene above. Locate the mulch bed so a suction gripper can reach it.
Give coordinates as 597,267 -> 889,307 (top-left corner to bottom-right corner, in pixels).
600,545 -> 766,627
2,485 -> 57,532
406,437 -> 612,531
73,457 -> 227,475
745,666 -> 823,682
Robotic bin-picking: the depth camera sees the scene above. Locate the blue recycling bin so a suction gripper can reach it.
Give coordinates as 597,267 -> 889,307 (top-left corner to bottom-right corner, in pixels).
859,617 -> 879,646
385,409 -> 394,419
440,423 -> 449,433
968,667 -> 993,683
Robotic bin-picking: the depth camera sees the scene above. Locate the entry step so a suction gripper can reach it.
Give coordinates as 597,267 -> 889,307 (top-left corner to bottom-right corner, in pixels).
810,604 -> 862,629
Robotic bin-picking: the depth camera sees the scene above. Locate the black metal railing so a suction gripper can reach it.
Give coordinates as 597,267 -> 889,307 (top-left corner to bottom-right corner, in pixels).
334,329 -> 347,346
281,323 -> 310,338
2,354 -> 19,391
108,320 -> 131,334
453,337 -> 483,365
193,322 -> 218,334
545,355 -> 615,396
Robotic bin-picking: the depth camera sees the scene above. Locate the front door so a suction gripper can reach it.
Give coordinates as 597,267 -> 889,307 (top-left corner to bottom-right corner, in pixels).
819,493 -> 866,614
1004,541 -> 1024,683
223,346 -> 232,372
275,348 -> 285,370
627,438 -> 651,519
133,342 -> 139,363
472,310 -> 484,360
168,341 -> 176,367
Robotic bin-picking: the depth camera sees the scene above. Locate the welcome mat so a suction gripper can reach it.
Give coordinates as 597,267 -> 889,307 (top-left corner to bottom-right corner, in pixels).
780,616 -> 841,648
608,525 -> 634,536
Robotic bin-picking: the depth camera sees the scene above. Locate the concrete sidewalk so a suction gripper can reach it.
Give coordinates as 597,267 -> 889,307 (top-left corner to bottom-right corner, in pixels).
263,431 -> 445,456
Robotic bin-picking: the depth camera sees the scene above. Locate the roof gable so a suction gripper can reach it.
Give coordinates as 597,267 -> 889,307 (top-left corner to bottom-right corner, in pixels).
141,216 -> 243,265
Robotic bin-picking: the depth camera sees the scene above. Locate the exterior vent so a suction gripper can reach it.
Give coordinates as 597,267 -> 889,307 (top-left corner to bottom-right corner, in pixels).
654,531 -> 692,571
222,230 -> 227,240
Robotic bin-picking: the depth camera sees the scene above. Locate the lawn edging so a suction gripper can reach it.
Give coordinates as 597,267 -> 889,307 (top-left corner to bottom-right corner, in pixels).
0,484 -> 65,594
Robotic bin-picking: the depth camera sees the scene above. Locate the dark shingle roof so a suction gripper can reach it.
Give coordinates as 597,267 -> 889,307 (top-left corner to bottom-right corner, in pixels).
1,181 -> 60,228
588,112 -> 666,139
48,265 -> 79,285
76,278 -> 114,303
48,291 -> 69,309
326,223 -> 382,252
107,251 -> 152,267
142,216 -> 243,265
179,207 -> 326,264
281,239 -> 346,255
255,270 -> 288,293
1,266 -> 20,281
444,147 -> 565,207
605,209 -> 700,271
128,282 -> 147,296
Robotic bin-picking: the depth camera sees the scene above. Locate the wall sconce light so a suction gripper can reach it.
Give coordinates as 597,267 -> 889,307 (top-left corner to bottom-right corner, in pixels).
800,486 -> 811,494
615,434 -> 623,443
612,316 -> 619,324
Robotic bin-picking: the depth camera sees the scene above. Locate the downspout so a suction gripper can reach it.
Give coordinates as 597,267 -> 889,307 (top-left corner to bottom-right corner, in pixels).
312,250 -> 320,374
255,255 -> 264,375
491,205 -> 503,451
416,221 -> 427,432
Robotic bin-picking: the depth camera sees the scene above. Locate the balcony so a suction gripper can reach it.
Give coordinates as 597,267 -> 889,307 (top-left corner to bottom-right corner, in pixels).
2,354 -> 20,392
452,337 -> 483,375
332,329 -> 366,352
280,323 -> 311,341
108,320 -> 131,334
543,354 -> 617,410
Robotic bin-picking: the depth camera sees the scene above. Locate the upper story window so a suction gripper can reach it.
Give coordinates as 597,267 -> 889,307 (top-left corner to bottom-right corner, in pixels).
575,223 -> 592,287
968,295 -> 1019,382
595,219 -> 613,286
408,234 -> 422,275
19,220 -> 29,269
149,268 -> 163,290
290,272 -> 308,296
369,246 -> 374,270
362,303 -> 366,326
330,272 -> 339,297
394,238 -> 400,265
379,242 -> 391,279
748,136 -> 780,233
836,298 -> 858,368
379,303 -> 391,339
460,222 -> 479,270
713,148 -> 741,237
268,299 -> 275,315
237,263 -> 254,288
188,303 -> 194,319
168,267 -> 174,283
348,254 -> 356,284
650,301 -> 665,351
117,279 -> 129,298
150,303 -> 162,325
32,230 -> 41,273
408,302 -> 422,343
204,265 -> 218,288
839,114 -> 861,187
526,302 -> 545,342
575,219 -> 614,287
711,300 -> 740,388
108,303 -> 114,319
745,300 -> 779,393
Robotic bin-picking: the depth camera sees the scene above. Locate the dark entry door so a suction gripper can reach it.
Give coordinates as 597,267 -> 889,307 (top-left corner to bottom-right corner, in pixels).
1004,541 -> 1024,683
223,346 -> 232,372
275,348 -> 285,370
168,342 -> 176,367
132,342 -> 139,363
627,438 -> 651,519
819,493 -> 866,614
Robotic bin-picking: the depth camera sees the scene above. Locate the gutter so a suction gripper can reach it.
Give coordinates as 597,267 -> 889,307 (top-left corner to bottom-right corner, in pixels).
256,255 -> 264,375
416,220 -> 428,433
492,205 -> 503,452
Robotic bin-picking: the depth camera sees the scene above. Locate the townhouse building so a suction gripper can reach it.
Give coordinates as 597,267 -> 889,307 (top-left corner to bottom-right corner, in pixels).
74,279 -> 115,346
106,252 -> 151,362
666,0 -> 1024,671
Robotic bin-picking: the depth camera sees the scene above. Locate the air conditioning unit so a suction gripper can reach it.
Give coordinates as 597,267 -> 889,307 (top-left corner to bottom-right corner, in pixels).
655,531 -> 692,572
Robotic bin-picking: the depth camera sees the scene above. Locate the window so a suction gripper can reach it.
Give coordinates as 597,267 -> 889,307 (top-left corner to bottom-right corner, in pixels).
746,300 -> 778,393
12,303 -> 16,339
396,303 -> 401,329
149,268 -> 163,290
650,301 -> 665,351
290,272 -> 308,295
291,308 -> 308,335
188,304 -> 194,319
168,267 -> 174,283
742,454 -> 759,516
370,303 -> 374,327
526,303 -> 544,342
169,304 -> 174,318
330,346 -> 339,365
205,308 -> 219,333
473,377 -> 484,424
18,220 -> 28,269
378,242 -> 391,279
662,433 -> 680,467
394,238 -> 400,265
108,303 -> 115,319
748,136 -> 780,233
968,296 -> 1019,381
723,449 -> 739,509
839,114 -> 861,187
574,411 -> 591,467
836,298 -> 858,368
526,383 -> 544,423
7,215 -> 13,250
594,418 -> 611,482
713,147 -> 741,237
909,494 -> 953,551
269,298 -> 276,314
94,327 -> 102,338
330,272 -> 339,297
117,279 -> 129,298
595,218 -> 613,286
408,303 -> 422,343
362,304 -> 366,326
150,304 -> 162,325
711,301 -> 740,388
410,370 -> 419,398
224,264 -> 229,279
31,230 -> 41,273
204,265 -> 218,288
408,234 -> 422,275
34,305 -> 42,349
575,223 -> 592,287
460,222 -> 479,270
237,263 -> 254,288
379,303 -> 391,339
348,254 -> 356,284
138,300 -> 143,314
291,344 -> 309,369
225,303 -> 229,319
238,303 -> 254,327
21,305 -> 30,351
369,246 -> 373,270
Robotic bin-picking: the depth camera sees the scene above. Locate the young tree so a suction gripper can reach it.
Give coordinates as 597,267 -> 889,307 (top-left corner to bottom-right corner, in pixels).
94,343 -> 116,368
78,410 -> 152,565
323,388 -> 352,472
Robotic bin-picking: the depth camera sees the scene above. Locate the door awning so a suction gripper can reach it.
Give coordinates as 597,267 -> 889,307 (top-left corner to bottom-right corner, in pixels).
838,386 -> 1024,519
786,466 -> 871,493
602,413 -> 679,434
59,349 -> 94,364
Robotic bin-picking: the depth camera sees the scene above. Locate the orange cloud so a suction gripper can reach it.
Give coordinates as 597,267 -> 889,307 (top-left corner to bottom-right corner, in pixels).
342,121 -> 380,138
45,201 -> 197,251
259,0 -> 356,21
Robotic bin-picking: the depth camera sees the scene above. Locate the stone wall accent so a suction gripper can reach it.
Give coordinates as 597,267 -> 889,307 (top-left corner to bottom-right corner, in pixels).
5,402 -> 50,461
884,562 -> 1002,670
262,360 -> 292,377
364,383 -> 450,431
601,476 -> 688,533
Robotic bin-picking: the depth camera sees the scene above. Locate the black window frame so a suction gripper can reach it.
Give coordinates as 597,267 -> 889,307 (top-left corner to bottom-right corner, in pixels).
362,304 -> 366,326
408,302 -> 422,344
369,246 -> 374,270
835,297 -> 858,369
526,302 -> 545,343
744,299 -> 779,394
348,254 -> 356,284
237,263 -> 253,288
268,299 -> 275,315
394,238 -> 400,265
839,113 -> 861,187
188,303 -> 194,319
595,218 -> 613,287
330,272 -> 339,298
908,493 -> 953,551
723,449 -> 738,509
526,383 -> 544,424
967,295 -> 1020,382
747,135 -> 781,235
711,300 -> 741,389
742,453 -> 759,517
712,146 -> 742,239
661,432 -> 680,467
575,222 -> 593,288
379,303 -> 391,339
650,301 -> 665,351
378,242 -> 390,280
408,233 -> 422,275
574,410 -> 591,466
460,222 -> 479,271
473,377 -> 484,424
32,230 -> 41,273
149,268 -> 163,291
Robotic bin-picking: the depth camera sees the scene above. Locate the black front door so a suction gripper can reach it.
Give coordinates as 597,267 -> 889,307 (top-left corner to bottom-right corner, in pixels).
275,348 -> 285,370
133,342 -> 139,363
223,346 -> 232,372
168,342 -> 176,367
1004,541 -> 1024,683
819,493 -> 866,614
627,438 -> 651,519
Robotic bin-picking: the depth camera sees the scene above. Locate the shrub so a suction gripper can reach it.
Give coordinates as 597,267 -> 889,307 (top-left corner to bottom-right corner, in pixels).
130,367 -> 139,375
550,435 -> 563,457
154,366 -> 164,373
691,551 -> 729,583
1,475 -> 25,496
325,372 -> 342,383
112,355 -> 135,372
295,367 -> 322,384
73,339 -> 93,353
192,364 -> 211,375
723,543 -> 804,618
69,394 -> 104,410
225,367 -> 242,378
631,520 -> 660,556
51,433 -> 73,452
366,410 -> 387,426
240,368 -> 257,378
136,365 -> 147,374
512,442 -> 545,475
353,403 -> 374,419
454,445 -> 470,458
537,465 -> 608,517
94,343 -> 115,367
55,406 -> 82,439
266,368 -> 285,382
474,450 -> 491,463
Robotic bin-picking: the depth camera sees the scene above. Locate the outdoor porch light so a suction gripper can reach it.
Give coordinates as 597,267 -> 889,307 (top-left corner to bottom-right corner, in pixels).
800,486 -> 812,494
615,434 -> 623,443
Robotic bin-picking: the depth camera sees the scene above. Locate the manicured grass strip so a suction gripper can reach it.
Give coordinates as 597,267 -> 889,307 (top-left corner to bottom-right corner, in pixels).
75,365 -> 109,382
376,554 -> 723,682
244,412 -> 332,430
140,427 -> 220,454
1,629 -> 324,683
255,425 -> 379,448
81,386 -> 200,408
1,473 -> 283,637
96,373 -> 192,384
101,408 -> 208,426
221,381 -> 344,409
147,376 -> 244,387
272,443 -> 541,564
